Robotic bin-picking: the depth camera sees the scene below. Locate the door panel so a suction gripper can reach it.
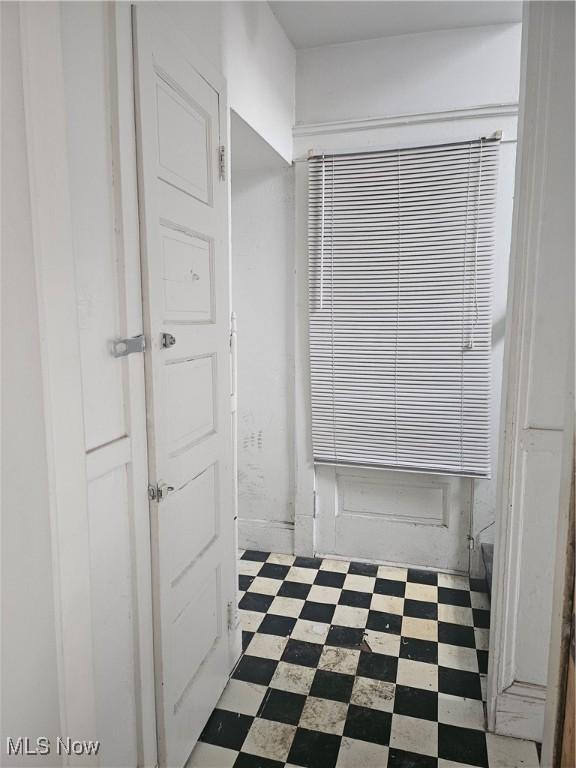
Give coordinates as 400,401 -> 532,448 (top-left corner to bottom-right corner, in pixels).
133,7 -> 236,767
316,465 -> 472,572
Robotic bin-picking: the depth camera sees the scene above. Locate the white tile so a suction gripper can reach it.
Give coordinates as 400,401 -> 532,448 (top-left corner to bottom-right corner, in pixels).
390,714 -> 438,756
336,737 -> 389,767
377,564 -> 408,582
438,643 -> 478,673
486,733 -> 539,768
299,696 -> 348,736
246,633 -> 288,660
471,591 -> 491,610
286,566 -> 317,584
396,658 -> 438,691
269,596 -> 304,618
318,646 -> 360,676
239,610 -> 263,632
290,619 -> 330,645
187,742 -> 237,768
307,584 -> 341,604
242,718 -> 296,763
438,604 -> 474,626
438,693 -> 485,730
363,629 -> 401,657
474,628 -> 490,651
238,559 -> 264,576
269,661 -> 315,695
343,574 -> 376,593
401,616 -> 438,641
437,573 -> 470,590
248,577 -> 282,596
217,679 -> 267,717
267,553 -> 296,566
371,593 -> 404,615
405,582 -> 438,603
480,673 -> 487,702
320,558 -> 350,573
332,604 -> 369,628
350,676 -> 395,712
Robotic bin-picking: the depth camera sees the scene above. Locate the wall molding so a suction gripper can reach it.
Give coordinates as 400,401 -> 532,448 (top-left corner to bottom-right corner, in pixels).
239,519 -> 295,555
293,102 -> 519,139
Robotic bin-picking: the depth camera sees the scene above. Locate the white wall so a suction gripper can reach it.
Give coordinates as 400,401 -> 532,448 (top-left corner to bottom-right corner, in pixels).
163,1 -> 296,163
294,24 -> 522,573
297,24 -> 521,125
1,5 -> 62,764
231,114 -> 296,552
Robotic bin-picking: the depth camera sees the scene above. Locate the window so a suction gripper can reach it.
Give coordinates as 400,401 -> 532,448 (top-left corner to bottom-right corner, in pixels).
308,138 -> 500,476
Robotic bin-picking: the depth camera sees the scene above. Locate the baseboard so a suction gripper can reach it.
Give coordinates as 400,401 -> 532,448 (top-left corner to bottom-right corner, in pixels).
494,683 -> 546,741
238,518 -> 295,554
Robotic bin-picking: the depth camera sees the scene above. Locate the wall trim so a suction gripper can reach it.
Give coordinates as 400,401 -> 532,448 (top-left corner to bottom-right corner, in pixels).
293,102 -> 519,139
239,519 -> 295,555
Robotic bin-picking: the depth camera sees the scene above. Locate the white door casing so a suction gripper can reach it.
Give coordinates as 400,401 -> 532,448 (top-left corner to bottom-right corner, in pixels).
133,6 -> 237,767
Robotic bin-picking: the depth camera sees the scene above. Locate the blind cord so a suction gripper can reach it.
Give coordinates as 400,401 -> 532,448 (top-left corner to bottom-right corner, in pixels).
320,154 -> 326,310
468,137 -> 484,350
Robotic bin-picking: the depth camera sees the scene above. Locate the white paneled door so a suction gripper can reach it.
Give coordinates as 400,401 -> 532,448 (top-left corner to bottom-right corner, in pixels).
133,7 -> 237,767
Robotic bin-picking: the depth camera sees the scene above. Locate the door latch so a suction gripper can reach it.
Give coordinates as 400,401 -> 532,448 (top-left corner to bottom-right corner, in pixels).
112,334 -> 146,358
148,482 -> 174,502
161,332 -> 176,349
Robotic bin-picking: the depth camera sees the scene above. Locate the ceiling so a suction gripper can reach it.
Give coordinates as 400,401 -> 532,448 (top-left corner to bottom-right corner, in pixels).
269,1 -> 522,49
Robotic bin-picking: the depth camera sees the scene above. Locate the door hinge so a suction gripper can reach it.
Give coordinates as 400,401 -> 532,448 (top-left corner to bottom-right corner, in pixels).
218,145 -> 226,181
227,600 -> 239,632
148,482 -> 174,502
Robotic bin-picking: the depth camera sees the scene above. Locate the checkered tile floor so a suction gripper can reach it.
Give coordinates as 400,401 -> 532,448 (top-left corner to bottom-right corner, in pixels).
189,551 -> 539,768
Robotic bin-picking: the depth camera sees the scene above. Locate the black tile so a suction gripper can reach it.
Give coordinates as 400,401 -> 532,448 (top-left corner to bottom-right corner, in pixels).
242,631 -> 254,651
388,749 -> 438,768
314,570 -> 346,589
239,592 -> 274,614
438,587 -> 472,607
438,622 -> 476,649
349,561 -> 378,577
300,601 -> 335,624
258,614 -> 297,637
338,589 -> 372,609
242,550 -> 270,562
326,625 -> 365,648
438,723 -> 488,767
310,669 -> 355,703
294,556 -> 323,570
473,609 -> 490,629
399,637 -> 438,664
239,575 -> 255,592
393,685 -> 438,722
281,639 -> 323,668
200,708 -> 253,751
477,649 -> 489,675
407,569 -> 438,586
232,655 -> 278,686
234,753 -> 284,768
343,704 -> 392,746
367,610 -> 403,635
439,666 -> 482,700
278,581 -> 312,600
375,578 -> 406,597
287,728 -> 341,768
357,651 -> 398,682
404,599 -> 438,620
469,578 -> 488,593
259,562 -> 290,581
257,688 -> 306,726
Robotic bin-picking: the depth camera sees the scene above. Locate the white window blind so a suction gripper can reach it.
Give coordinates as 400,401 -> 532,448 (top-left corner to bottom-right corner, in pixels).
308,138 -> 500,477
